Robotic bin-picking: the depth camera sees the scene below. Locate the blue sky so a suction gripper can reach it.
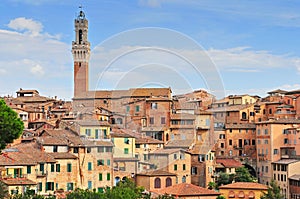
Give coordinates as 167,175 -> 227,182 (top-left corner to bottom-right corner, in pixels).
1,0 -> 300,100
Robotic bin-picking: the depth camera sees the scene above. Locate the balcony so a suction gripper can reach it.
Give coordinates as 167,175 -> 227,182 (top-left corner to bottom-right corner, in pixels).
36,171 -> 47,177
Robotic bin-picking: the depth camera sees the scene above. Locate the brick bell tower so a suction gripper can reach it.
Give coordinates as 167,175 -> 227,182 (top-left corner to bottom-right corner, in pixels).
72,8 -> 90,98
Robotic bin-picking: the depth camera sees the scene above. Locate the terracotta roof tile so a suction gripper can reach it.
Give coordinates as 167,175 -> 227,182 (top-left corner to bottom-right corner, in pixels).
219,182 -> 268,190
1,178 -> 37,185
216,158 -> 243,168
151,183 -> 220,196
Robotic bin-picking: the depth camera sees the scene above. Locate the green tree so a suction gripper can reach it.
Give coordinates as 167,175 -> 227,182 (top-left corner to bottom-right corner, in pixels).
0,181 -> 8,199
216,195 -> 226,199
0,99 -> 24,151
260,179 -> 284,199
103,178 -> 145,199
234,167 -> 255,182
217,172 -> 233,188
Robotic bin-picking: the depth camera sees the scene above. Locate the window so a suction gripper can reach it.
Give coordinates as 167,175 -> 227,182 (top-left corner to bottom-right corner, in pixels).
56,164 -> 60,172
264,139 -> 269,144
107,159 -> 111,166
166,177 -> 172,187
229,129 -> 232,133
266,166 -> 269,173
106,147 -> 112,152
220,143 -> 225,148
27,166 -> 31,174
219,134 -> 225,139
53,145 -> 58,152
269,108 -> 272,114
88,181 -> 92,189
154,178 -> 161,188
191,167 -> 197,175
124,138 -> 130,144
67,163 -> 72,172
99,173 -> 103,181
124,148 -> 129,154
174,164 -> 177,171
73,147 -> 79,153
46,182 -> 54,191
107,173 -> 111,181
274,149 -> 278,154
229,139 -> 232,145
85,129 -> 91,136
257,129 -> 261,135
38,182 -> 42,191
258,139 -> 261,144
97,159 -> 104,166
98,147 -> 104,153
151,103 -> 158,109
136,144 -> 140,148
126,106 -> 130,112
264,129 -> 268,135
67,183 -> 73,191
150,117 -> 154,124
40,163 -> 44,173
284,138 -> 289,144
87,147 -> 92,153
183,164 -> 186,170
95,129 -> 99,139
88,162 -> 92,171
252,139 -> 256,145
161,117 -> 166,124
51,163 -> 55,172
135,105 -> 140,112
174,154 -> 177,160
182,176 -> 186,183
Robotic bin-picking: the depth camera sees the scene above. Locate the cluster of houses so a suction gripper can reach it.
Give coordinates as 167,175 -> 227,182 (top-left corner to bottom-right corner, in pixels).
2,87 -> 300,198
1,8 -> 300,199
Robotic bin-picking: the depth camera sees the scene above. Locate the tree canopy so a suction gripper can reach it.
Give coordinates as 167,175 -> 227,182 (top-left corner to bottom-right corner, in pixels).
234,167 -> 255,182
0,99 -> 24,151
260,179 -> 284,199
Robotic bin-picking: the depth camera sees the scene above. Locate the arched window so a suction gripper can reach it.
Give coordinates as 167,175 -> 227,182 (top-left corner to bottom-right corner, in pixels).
238,191 -> 245,198
79,29 -> 83,44
166,177 -> 172,187
154,178 -> 161,188
182,176 -> 186,183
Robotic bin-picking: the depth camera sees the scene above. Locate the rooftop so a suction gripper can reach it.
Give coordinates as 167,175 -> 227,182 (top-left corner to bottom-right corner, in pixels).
219,182 -> 268,190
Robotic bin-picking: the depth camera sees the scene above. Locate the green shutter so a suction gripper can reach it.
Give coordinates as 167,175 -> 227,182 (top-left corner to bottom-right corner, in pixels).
56,164 -> 60,172
67,163 -> 72,172
107,159 -> 111,166
51,163 -> 55,172
27,166 -> 31,174
99,173 -> 103,181
88,162 -> 92,170
107,173 -> 110,181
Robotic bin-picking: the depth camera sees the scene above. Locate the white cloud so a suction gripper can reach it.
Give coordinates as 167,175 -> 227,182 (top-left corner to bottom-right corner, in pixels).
8,17 -> 43,37
207,47 -> 299,71
30,64 -> 45,76
0,18 -> 72,99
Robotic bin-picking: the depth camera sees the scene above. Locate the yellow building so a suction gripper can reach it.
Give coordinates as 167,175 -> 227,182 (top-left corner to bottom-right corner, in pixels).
219,182 -> 268,199
136,169 -> 176,191
110,129 -> 138,185
148,148 -> 191,184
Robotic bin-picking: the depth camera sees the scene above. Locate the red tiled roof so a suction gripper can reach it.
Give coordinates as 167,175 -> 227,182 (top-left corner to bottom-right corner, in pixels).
151,183 -> 220,196
219,182 -> 268,190
216,158 -> 243,168
1,178 -> 36,185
